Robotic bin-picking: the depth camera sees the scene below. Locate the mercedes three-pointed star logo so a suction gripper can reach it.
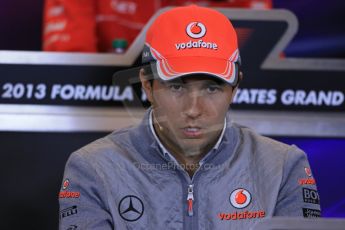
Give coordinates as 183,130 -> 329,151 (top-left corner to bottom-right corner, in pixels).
118,195 -> 144,222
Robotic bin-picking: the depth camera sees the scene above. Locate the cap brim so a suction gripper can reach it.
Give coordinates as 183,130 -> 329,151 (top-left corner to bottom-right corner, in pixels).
152,56 -> 238,86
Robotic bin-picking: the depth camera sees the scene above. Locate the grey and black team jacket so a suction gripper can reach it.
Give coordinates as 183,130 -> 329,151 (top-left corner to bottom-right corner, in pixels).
59,109 -> 321,230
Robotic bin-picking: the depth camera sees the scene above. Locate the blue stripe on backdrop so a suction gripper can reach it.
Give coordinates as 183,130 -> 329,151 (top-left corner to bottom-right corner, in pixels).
273,0 -> 345,58
284,35 -> 345,57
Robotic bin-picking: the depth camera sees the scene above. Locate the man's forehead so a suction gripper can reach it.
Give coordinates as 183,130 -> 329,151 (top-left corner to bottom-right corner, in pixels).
160,75 -> 226,85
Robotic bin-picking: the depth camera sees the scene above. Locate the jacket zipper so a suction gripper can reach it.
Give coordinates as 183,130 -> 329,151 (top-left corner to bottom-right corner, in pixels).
174,160 -> 205,229
177,165 -> 205,230
187,184 -> 194,216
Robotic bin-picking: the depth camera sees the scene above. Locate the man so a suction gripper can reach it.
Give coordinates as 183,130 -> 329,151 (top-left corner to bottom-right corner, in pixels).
59,5 -> 320,229
42,0 -> 272,52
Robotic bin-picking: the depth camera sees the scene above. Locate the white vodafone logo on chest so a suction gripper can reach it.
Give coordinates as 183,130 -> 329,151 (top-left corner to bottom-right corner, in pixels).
229,188 -> 252,209
186,22 -> 206,39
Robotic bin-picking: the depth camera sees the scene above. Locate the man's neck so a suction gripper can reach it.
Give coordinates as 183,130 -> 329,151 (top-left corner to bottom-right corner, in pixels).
153,122 -> 215,177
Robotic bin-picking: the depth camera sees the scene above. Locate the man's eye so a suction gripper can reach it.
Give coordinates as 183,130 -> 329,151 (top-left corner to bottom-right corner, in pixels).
206,86 -> 220,93
169,84 -> 183,92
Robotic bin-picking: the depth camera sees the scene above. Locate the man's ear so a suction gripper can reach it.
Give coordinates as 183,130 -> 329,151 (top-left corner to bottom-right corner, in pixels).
238,70 -> 244,83
230,86 -> 238,104
139,68 -> 154,103
230,71 -> 243,103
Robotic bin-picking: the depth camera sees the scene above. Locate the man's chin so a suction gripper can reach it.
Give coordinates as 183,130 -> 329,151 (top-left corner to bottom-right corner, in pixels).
178,140 -> 207,157
181,149 -> 203,157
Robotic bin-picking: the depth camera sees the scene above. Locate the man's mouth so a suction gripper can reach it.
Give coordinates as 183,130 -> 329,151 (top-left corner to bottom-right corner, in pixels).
182,127 -> 203,138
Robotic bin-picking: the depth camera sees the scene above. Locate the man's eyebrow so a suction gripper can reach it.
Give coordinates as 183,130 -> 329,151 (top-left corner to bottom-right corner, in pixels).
202,79 -> 226,86
160,78 -> 226,86
161,79 -> 184,84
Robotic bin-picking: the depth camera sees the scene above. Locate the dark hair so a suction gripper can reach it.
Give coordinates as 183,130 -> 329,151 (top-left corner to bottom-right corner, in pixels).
141,64 -> 154,86
142,64 -> 153,76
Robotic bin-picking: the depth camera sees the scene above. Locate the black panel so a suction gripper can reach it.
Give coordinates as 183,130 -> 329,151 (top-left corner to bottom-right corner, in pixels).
0,132 -> 107,230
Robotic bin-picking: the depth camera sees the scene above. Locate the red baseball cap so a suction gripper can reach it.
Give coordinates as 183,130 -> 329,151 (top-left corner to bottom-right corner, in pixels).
142,5 -> 240,85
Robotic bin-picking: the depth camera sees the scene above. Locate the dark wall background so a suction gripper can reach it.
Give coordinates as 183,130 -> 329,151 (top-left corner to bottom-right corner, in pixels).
0,0 -> 44,51
0,132 -> 107,230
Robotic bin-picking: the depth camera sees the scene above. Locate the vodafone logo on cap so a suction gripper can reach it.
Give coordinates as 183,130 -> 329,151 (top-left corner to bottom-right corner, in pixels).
175,22 -> 217,50
230,188 -> 252,209
186,22 -> 206,39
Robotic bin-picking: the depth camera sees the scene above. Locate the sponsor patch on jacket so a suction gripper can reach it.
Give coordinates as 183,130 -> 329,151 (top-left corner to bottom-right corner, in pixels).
218,188 -> 265,221
303,208 -> 321,218
60,206 -> 78,219
298,177 -> 316,185
303,188 -> 320,204
229,188 -> 251,209
59,191 -> 80,198
299,167 -> 316,185
304,167 -> 312,177
59,179 -> 80,198
118,195 -> 144,222
218,210 -> 265,220
62,178 -> 70,190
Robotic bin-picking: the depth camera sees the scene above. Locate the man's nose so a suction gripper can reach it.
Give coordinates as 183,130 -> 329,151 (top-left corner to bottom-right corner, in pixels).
183,91 -> 203,119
